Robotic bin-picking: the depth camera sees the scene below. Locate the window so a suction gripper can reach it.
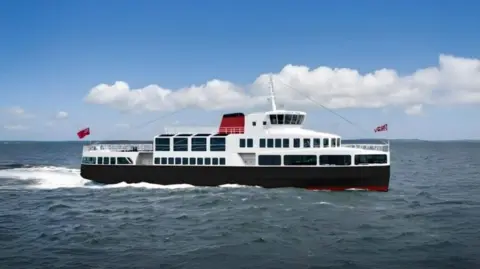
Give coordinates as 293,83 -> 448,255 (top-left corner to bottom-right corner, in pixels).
212,158 -> 218,165
168,157 -> 174,164
110,157 -> 116,165
313,138 -> 321,148
155,138 -> 170,151
205,158 -> 211,165
103,157 -> 109,165
252,121 -> 256,126
285,114 -> 293,124
173,138 -> 188,151
175,157 -> 181,165
239,139 -> 246,148
332,138 -> 336,147
182,157 -> 188,165
337,138 -> 341,147
355,154 -> 388,165
154,157 -> 160,164
98,157 -> 103,164
283,138 -> 289,148
258,155 -> 281,165
275,138 -> 282,148
260,139 -> 266,148
323,138 -> 329,148
247,139 -> 253,147
263,121 -> 267,125
303,138 -> 311,148
284,155 -> 317,165
293,138 -> 300,148
190,157 -> 196,165
220,158 -> 226,165
82,157 -> 96,164
267,139 -> 274,148
117,157 -> 131,165
210,137 -> 226,151
197,158 -> 204,165
161,158 -> 168,165
192,138 -> 207,151
319,155 -> 351,166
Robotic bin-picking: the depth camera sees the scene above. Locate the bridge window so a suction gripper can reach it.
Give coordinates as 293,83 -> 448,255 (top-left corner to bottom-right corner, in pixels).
197,158 -> 204,165
161,157 -> 167,165
275,138 -> 281,148
258,155 -> 281,165
190,157 -> 196,165
269,114 -> 305,125
303,138 -> 311,148
155,138 -> 170,151
313,138 -> 321,148
319,155 -> 351,166
260,139 -> 266,148
355,154 -> 387,165
323,138 -> 329,148
210,137 -> 226,151
293,138 -> 300,148
247,138 -> 253,147
173,138 -> 188,151
283,138 -> 289,148
332,138 -> 337,147
191,138 -> 207,151
267,139 -> 274,148
284,155 -> 317,166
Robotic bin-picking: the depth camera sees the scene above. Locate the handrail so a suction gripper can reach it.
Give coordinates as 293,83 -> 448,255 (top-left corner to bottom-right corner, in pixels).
342,143 -> 389,152
83,143 -> 153,152
218,127 -> 244,134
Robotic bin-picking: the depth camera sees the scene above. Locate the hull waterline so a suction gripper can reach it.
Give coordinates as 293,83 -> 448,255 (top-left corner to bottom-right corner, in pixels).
80,164 -> 390,191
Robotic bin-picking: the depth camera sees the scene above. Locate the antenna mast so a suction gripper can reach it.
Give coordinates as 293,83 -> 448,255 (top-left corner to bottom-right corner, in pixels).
269,74 -> 277,111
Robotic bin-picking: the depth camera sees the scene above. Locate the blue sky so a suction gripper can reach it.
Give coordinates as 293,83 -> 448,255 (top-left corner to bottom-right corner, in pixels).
1,0 -> 479,141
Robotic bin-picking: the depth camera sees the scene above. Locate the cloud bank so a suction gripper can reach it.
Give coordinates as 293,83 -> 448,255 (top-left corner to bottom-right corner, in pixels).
84,54 -> 480,114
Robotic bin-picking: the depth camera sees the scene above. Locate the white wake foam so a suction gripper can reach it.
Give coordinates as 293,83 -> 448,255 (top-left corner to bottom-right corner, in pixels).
0,166 -> 254,190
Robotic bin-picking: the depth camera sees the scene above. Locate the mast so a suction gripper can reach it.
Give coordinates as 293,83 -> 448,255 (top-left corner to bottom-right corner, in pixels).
269,74 -> 278,111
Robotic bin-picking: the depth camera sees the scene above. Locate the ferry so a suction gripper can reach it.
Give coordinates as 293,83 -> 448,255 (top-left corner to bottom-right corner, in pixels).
79,79 -> 391,191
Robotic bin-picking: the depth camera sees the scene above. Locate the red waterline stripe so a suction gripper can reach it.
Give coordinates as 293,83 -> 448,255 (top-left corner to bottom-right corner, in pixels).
306,186 -> 388,192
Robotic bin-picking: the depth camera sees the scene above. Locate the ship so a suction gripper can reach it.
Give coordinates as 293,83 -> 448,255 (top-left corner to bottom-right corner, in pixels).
79,77 -> 391,191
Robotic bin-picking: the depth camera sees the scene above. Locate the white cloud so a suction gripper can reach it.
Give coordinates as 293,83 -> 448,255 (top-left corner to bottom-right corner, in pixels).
3,106 -> 34,118
4,124 -> 28,130
404,104 -> 424,115
55,111 -> 68,119
84,54 -> 480,113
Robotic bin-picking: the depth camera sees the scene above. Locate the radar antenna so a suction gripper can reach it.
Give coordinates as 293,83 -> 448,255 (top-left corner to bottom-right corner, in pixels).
268,74 -> 278,111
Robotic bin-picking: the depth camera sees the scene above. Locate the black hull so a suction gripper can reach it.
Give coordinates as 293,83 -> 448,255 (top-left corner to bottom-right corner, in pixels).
80,165 -> 391,191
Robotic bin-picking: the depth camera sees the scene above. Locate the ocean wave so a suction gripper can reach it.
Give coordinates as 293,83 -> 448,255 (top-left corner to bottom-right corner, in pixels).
0,165 -> 257,190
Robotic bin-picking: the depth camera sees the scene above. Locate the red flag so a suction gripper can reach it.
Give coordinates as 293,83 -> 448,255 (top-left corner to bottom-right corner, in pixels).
77,127 -> 90,139
374,124 -> 388,133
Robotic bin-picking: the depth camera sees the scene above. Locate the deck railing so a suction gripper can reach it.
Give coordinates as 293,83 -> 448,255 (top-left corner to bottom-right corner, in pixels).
163,126 -> 218,134
82,143 -> 153,153
163,126 -> 245,134
342,143 -> 390,152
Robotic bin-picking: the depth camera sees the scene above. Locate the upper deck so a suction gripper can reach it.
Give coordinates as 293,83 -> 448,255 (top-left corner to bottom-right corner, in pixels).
83,143 -> 153,153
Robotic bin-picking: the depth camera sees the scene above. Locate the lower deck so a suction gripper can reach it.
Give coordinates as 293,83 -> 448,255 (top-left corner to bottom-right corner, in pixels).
80,164 -> 390,191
